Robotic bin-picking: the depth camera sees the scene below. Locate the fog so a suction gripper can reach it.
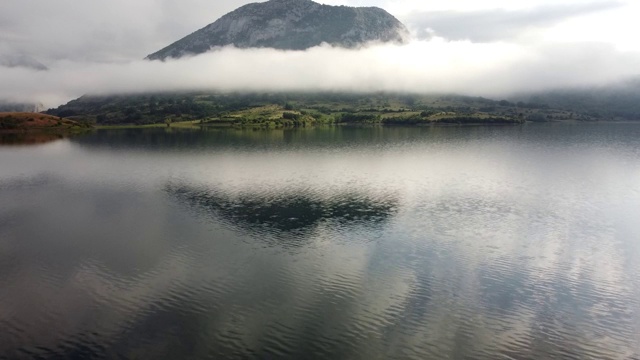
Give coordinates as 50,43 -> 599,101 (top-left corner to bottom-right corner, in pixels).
1,39 -> 639,108
1,0 -> 639,108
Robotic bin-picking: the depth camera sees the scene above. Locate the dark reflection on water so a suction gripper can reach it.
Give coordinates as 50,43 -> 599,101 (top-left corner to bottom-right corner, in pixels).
72,125 -> 526,152
166,183 -> 398,240
1,124 -> 640,359
0,132 -> 67,146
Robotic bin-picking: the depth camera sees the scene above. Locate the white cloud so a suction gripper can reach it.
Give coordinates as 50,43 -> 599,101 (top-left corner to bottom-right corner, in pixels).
537,2 -> 640,52
1,40 -> 639,108
405,2 -> 624,42
0,0 -> 246,62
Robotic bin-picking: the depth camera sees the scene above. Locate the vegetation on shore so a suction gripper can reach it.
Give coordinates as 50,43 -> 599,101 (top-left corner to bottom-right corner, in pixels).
0,112 -> 92,133
47,90 -> 632,128
44,92 -> 547,128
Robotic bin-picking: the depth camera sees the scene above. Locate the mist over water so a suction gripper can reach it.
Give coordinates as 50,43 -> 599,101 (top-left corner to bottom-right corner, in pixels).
1,124 -> 640,359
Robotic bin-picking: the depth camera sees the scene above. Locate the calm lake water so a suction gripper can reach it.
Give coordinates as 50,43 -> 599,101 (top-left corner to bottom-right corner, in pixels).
1,124 -> 639,359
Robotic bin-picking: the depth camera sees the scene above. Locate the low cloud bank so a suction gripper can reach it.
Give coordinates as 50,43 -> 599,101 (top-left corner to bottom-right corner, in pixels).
2,39 -> 639,108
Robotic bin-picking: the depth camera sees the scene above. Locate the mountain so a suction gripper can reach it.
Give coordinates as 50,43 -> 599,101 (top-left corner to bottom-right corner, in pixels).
146,0 -> 408,60
0,54 -> 48,71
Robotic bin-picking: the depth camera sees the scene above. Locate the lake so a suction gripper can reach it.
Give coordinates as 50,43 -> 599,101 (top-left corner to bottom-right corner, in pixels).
1,124 -> 639,359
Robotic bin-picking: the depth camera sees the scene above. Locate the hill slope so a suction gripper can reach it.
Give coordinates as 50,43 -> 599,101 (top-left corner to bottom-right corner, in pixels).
45,92 -> 544,126
0,112 -> 90,131
147,0 -> 408,60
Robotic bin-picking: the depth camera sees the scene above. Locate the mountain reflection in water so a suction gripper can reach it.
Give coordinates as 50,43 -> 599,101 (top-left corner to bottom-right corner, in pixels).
166,183 -> 399,238
0,132 -> 68,146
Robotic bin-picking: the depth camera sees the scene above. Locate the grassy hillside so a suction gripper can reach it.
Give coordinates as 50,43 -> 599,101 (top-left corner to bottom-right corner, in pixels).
0,112 -> 92,132
45,92 -> 564,127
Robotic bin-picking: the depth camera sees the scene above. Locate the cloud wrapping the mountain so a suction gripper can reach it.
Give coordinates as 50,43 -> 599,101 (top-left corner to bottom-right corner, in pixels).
1,39 -> 638,108
1,0 -> 639,107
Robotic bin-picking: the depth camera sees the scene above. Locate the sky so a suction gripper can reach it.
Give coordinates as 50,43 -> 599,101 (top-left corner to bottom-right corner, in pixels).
1,0 -> 639,107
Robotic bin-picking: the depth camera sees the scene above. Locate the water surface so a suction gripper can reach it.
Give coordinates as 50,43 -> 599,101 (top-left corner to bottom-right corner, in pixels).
1,124 -> 639,359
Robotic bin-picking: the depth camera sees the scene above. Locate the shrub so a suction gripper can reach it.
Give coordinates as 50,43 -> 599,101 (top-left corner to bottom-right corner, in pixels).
282,112 -> 301,120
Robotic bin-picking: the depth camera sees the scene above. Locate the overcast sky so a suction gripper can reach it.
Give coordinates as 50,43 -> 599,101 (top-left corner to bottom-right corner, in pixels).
1,0 -> 639,107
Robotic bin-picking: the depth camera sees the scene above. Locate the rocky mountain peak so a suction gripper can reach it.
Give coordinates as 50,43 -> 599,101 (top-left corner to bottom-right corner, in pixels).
147,0 -> 408,60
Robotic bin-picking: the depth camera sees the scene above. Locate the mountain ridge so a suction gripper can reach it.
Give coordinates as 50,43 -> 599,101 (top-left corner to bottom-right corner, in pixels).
146,0 -> 409,60
0,54 -> 48,71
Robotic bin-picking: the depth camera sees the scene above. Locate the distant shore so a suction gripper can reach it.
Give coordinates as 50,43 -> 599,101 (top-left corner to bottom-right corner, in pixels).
0,112 -> 93,133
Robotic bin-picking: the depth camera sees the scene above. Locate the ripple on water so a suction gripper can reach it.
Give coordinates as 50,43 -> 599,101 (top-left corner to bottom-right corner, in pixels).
1,124 -> 640,359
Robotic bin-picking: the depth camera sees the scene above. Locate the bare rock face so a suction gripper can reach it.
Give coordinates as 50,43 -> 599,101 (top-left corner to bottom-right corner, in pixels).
146,0 -> 408,60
